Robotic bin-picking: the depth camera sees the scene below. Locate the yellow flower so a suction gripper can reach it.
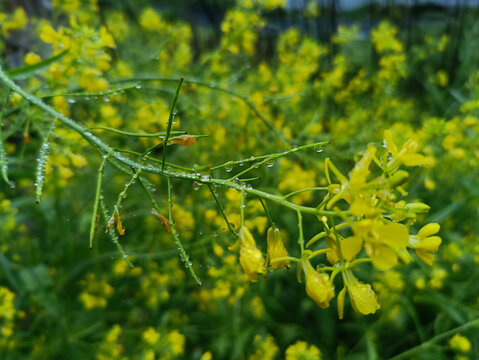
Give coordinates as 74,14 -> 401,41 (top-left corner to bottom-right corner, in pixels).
353,219 -> 409,270
167,330 -> 185,355
24,52 -> 42,65
325,235 -> 362,265
302,259 -> 334,309
384,129 -> 433,171
100,26 -> 116,48
39,24 -> 58,44
348,283 -> 380,315
449,333 -> 471,353
266,226 -> 290,269
338,270 -> 380,319
409,223 -> 441,265
142,327 -> 160,345
238,226 -> 265,282
285,340 -> 321,360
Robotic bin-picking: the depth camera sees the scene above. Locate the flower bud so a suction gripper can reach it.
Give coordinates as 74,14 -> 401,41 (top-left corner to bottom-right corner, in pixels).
302,259 -> 334,309
239,226 -> 265,282
266,227 -> 290,270
387,170 -> 409,187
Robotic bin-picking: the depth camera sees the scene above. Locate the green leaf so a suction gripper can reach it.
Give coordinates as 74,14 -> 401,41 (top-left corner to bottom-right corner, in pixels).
6,49 -> 69,80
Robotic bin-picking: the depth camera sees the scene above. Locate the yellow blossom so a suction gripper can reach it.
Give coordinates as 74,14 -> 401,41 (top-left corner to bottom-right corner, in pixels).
384,129 -> 433,171
24,52 -> 42,65
100,26 -> 116,48
338,270 -> 380,318
302,259 -> 334,309
285,340 -> 321,360
142,327 -> 160,345
167,330 -> 185,355
266,226 -> 290,269
449,333 -> 472,353
353,219 -> 409,270
238,226 -> 265,282
409,223 -> 441,265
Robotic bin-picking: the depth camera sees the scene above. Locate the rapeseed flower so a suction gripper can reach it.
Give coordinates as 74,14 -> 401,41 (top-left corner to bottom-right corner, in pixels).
409,223 -> 441,265
285,340 -> 321,360
352,219 -> 409,270
266,226 -> 290,269
302,258 -> 334,308
238,226 -> 265,281
338,270 -> 380,319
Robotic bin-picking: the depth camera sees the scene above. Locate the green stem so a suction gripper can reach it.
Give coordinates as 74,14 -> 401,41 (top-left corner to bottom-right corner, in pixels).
298,210 -> 304,252
99,197 -> 133,268
270,256 -> 300,264
114,148 -> 195,172
257,197 -> 274,227
107,168 -> 142,231
35,119 -> 56,203
89,155 -> 109,248
227,141 -> 329,181
0,88 -> 11,184
0,68 -> 341,217
306,222 -> 350,248
240,190 -> 245,228
41,83 -> 139,99
167,177 -> 201,285
207,184 -> 238,238
388,318 -> 479,360
308,248 -> 330,259
283,187 -> 329,200
113,76 -> 289,145
162,77 -> 184,171
89,126 -> 185,138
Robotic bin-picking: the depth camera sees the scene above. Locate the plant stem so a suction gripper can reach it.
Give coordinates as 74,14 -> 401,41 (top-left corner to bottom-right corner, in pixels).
0,68 -> 341,221
162,77 -> 184,171
207,184 -> 238,238
167,177 -> 201,285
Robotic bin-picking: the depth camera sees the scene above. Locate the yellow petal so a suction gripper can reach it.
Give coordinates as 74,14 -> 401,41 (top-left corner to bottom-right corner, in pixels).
416,236 -> 441,252
416,250 -> 434,265
369,245 -> 398,270
303,261 -> 335,309
341,236 -> 362,262
376,223 -> 409,248
325,236 -> 339,265
384,130 -> 398,157
348,283 -> 380,315
239,244 -> 265,282
400,153 -> 428,166
239,227 -> 265,281
266,227 -> 290,270
417,223 -> 440,239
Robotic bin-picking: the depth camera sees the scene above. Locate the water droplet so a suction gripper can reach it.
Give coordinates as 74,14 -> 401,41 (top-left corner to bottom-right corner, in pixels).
67,98 -> 76,104
103,96 -> 110,102
201,174 -> 210,182
192,182 -> 201,190
225,163 -> 233,172
265,159 -> 275,167
135,84 -> 142,89
313,147 -> 323,153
